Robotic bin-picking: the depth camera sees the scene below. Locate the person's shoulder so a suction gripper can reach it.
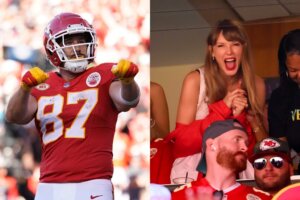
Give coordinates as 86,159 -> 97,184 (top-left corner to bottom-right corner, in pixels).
85,63 -> 116,83
240,185 -> 272,199
151,82 -> 165,97
151,82 -> 163,92
184,69 -> 200,80
269,86 -> 282,99
182,68 -> 201,89
252,187 -> 272,198
268,86 -> 288,105
92,63 -> 115,72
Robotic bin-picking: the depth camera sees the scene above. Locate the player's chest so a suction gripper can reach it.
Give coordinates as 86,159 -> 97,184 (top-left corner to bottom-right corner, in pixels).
36,88 -> 103,120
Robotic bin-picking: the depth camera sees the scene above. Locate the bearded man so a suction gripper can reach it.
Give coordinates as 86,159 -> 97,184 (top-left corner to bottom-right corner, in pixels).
172,119 -> 272,200
250,137 -> 293,195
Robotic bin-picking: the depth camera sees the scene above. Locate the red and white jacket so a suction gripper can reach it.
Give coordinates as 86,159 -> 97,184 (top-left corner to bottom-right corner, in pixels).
150,100 -> 256,184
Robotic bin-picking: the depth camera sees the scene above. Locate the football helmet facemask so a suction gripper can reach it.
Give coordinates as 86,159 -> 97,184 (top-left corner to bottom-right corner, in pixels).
43,12 -> 97,73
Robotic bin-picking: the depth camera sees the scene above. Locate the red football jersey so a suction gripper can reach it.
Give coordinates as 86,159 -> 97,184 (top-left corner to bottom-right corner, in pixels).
31,63 -> 120,182
172,178 -> 272,200
150,138 -> 174,184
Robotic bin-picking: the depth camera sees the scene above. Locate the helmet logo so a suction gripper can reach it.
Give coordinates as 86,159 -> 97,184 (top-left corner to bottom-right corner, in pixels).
68,24 -> 85,31
86,72 -> 101,87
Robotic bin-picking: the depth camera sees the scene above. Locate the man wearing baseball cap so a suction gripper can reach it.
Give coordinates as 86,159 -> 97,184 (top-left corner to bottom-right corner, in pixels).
250,137 -> 293,195
172,119 -> 272,200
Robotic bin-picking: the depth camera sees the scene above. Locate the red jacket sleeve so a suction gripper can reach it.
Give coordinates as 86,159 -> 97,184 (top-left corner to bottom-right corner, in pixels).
172,100 -> 256,158
172,100 -> 232,158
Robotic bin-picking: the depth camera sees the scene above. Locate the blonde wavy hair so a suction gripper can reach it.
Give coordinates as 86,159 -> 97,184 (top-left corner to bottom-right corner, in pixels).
203,19 -> 263,117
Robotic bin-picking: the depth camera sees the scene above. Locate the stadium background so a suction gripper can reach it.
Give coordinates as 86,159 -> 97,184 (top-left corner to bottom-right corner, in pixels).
0,0 -> 150,199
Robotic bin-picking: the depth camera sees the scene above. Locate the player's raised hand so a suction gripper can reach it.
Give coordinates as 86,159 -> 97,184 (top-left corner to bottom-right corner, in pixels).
111,59 -> 139,84
21,67 -> 49,91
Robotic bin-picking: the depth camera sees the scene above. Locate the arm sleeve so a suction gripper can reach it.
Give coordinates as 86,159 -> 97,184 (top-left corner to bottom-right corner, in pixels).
172,100 -> 232,158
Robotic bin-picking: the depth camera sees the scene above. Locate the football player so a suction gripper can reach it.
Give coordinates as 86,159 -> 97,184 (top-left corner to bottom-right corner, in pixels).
5,12 -> 140,200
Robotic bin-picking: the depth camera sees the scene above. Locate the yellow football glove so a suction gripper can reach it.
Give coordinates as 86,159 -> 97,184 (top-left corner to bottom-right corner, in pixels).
111,59 -> 139,84
21,67 -> 49,91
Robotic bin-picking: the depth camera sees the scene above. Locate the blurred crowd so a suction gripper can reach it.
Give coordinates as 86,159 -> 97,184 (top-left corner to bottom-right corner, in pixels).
0,0 -> 149,199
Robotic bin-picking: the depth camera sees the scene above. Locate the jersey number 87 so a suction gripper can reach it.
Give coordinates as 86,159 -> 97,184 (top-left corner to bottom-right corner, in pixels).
36,89 -> 98,145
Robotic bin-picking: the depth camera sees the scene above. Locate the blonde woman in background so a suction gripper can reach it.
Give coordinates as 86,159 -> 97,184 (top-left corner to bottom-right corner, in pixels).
171,19 -> 268,182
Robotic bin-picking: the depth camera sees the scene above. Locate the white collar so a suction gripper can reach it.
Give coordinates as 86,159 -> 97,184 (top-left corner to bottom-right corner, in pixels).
210,182 -> 241,193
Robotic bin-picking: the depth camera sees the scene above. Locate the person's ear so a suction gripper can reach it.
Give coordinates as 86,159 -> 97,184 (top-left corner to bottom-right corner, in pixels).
210,46 -> 215,58
211,145 -> 216,151
206,138 -> 216,151
210,144 -> 217,151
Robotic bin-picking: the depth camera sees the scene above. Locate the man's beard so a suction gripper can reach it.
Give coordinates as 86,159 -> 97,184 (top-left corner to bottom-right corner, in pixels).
255,170 -> 291,193
216,147 -> 247,173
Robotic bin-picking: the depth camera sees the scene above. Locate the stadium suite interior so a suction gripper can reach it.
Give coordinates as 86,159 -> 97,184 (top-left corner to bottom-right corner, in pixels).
150,0 -> 300,187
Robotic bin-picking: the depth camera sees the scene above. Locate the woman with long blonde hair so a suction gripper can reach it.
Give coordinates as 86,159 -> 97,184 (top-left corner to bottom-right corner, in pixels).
171,19 -> 267,182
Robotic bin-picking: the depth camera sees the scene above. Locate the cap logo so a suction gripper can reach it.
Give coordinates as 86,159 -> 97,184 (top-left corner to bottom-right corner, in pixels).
260,139 -> 280,151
